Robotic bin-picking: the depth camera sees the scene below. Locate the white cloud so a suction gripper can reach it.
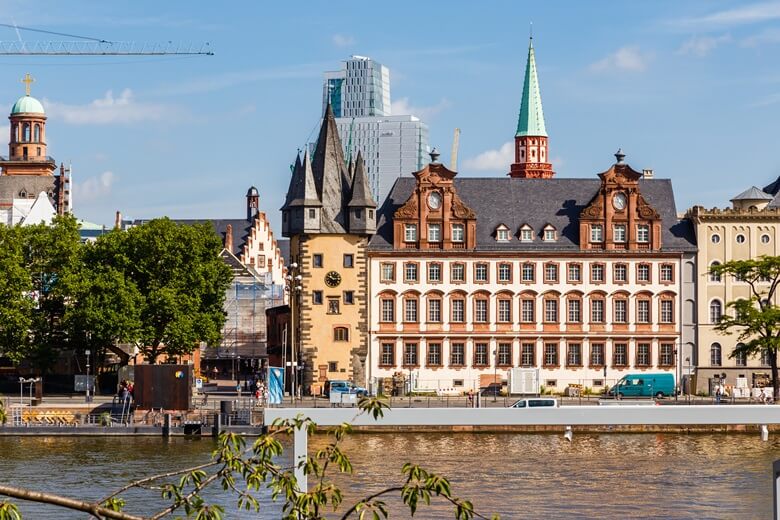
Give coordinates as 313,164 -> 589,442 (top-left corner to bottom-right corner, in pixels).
589,46 -> 652,73
677,34 -> 731,56
462,142 -> 514,171
78,171 -> 116,202
332,34 -> 356,47
677,1 -> 780,27
742,27 -> 780,47
43,89 -> 181,125
390,97 -> 451,119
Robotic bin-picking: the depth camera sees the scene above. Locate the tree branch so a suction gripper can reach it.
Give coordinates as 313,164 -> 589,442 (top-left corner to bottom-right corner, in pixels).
0,484 -> 144,520
100,461 -> 219,503
148,472 -> 222,520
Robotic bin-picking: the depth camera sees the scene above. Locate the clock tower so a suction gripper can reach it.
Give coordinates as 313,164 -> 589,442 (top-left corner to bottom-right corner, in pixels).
281,104 -> 377,394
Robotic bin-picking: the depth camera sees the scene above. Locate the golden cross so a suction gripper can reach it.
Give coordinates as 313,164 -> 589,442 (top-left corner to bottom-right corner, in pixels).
21,73 -> 34,96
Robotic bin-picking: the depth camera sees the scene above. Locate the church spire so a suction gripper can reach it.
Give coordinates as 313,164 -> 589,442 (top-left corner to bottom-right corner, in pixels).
509,36 -> 554,178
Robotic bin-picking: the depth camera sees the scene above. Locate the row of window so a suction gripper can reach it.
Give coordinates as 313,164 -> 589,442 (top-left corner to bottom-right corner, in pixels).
380,295 -> 675,325
709,343 -> 771,367
404,223 -> 465,243
313,291 -> 355,313
379,341 -> 676,368
11,122 -> 42,143
588,223 -> 652,244
313,253 -> 354,269
711,233 -> 772,245
380,261 -> 675,285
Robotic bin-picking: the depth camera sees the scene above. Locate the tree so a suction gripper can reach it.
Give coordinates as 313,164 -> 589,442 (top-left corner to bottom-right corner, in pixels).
0,399 -> 498,520
0,225 -> 33,366
712,256 -> 780,399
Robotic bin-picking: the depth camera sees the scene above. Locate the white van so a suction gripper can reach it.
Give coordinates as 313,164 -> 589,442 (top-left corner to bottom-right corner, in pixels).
510,398 -> 559,409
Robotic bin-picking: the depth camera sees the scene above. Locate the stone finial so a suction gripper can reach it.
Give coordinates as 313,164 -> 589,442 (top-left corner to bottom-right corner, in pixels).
615,148 -> 626,164
430,148 -> 440,164
225,224 -> 233,252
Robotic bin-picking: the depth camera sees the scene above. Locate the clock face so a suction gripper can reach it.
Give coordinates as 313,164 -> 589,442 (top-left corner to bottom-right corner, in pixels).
428,191 -> 442,210
613,192 -> 627,210
324,271 -> 342,288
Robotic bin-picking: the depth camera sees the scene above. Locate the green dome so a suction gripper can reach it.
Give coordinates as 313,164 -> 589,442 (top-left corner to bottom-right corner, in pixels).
11,95 -> 44,115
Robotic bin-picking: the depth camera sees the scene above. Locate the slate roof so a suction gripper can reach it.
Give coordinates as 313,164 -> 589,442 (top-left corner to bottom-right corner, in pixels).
0,176 -> 57,205
276,239 -> 290,265
369,177 -> 696,252
731,186 -> 772,201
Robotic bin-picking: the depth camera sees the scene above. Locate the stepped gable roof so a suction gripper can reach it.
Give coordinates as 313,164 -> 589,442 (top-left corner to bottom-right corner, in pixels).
370,177 -> 696,252
731,186 -> 772,202
312,103 -> 350,232
347,151 -> 377,208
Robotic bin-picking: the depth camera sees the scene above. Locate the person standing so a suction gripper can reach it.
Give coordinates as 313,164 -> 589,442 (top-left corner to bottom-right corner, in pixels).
467,389 -> 474,408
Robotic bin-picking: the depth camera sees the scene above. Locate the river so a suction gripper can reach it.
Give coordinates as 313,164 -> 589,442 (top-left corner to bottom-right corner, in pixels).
0,432 -> 777,518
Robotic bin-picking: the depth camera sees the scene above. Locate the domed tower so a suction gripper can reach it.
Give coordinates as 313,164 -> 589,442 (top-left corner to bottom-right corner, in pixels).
2,73 -> 56,176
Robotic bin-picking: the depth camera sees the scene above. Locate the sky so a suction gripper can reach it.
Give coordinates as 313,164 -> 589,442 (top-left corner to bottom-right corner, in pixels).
1,1 -> 779,234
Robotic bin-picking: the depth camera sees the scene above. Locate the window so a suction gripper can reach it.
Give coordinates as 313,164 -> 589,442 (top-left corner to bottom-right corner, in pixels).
498,263 -> 512,282
451,263 -> 465,282
709,262 -> 722,282
660,264 -> 673,282
637,225 -> 650,243
404,224 -> 417,242
313,254 -> 323,268
637,299 -> 650,323
475,299 -> 488,323
328,361 -> 338,372
660,344 -> 674,366
636,343 -> 651,366
475,263 -> 488,282
544,263 -> 558,282
451,299 -> 465,322
736,234 -> 745,244
381,343 -> 394,366
404,343 -> 418,366
381,299 -> 395,322
761,348 -> 771,366
614,343 -> 627,366
451,224 -> 464,242
521,343 -> 535,366
591,264 -> 605,283
427,343 -> 442,366
380,263 -> 395,282
567,343 -> 582,366
544,343 -> 558,366
660,300 -> 674,323
496,228 -> 510,241
313,291 -> 323,305
404,298 -> 418,322
522,263 -> 535,282
762,234 -> 771,244
735,346 -> 746,367
637,264 -> 651,282
614,224 -> 626,243
544,298 -> 558,322
343,291 -> 354,305
590,224 -> 603,243
334,327 -> 349,341
590,343 -> 604,366
327,298 -> 340,314
710,343 -> 722,366
474,343 -> 488,366
428,263 -> 442,282
520,227 -> 534,242
614,299 -> 627,323
518,299 -> 533,323
498,343 -> 511,365
711,233 -> 720,244
709,300 -> 722,324
544,227 -> 556,241
428,299 -> 442,322
453,379 -> 464,387
451,343 -> 465,366
498,299 -> 512,322
568,263 -> 581,282
404,263 -> 418,282
428,224 -> 441,242
568,299 -> 581,323
591,299 -> 604,323
343,254 -> 354,268
614,264 -> 627,282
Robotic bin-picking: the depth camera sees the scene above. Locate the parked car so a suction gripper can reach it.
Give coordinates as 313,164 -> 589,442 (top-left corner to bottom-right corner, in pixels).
606,373 -> 675,398
324,380 -> 368,397
510,398 -> 559,409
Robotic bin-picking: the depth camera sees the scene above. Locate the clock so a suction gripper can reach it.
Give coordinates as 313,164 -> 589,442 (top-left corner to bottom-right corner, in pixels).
428,191 -> 442,210
324,271 -> 342,288
613,192 -> 627,210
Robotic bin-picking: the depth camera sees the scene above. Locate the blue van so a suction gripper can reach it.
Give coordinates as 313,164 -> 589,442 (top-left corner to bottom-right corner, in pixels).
607,373 -> 675,398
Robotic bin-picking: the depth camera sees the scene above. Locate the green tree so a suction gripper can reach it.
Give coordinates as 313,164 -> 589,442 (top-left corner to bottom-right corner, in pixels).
712,256 -> 780,399
0,225 -> 33,366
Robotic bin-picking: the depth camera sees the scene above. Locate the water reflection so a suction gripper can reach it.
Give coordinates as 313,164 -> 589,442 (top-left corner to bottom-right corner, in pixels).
0,433 -> 777,519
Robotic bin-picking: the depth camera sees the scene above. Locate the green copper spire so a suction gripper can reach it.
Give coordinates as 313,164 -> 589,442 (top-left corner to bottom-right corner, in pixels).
515,37 -> 547,137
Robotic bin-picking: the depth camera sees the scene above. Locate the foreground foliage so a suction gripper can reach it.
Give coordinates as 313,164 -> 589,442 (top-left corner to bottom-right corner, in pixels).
0,398 -> 498,519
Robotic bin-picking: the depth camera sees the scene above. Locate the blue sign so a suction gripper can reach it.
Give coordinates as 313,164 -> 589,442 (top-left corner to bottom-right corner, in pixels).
267,366 -> 284,405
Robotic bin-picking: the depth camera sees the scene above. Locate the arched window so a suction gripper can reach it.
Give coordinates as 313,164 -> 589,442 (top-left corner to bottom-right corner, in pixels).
709,300 -> 722,324
333,327 -> 349,342
735,344 -> 747,367
709,262 -> 721,282
33,124 -> 40,142
22,123 -> 30,142
10,123 -> 16,143
710,343 -> 722,366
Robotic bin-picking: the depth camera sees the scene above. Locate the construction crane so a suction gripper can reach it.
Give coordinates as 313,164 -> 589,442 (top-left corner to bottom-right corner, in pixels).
0,22 -> 213,56
450,127 -> 461,171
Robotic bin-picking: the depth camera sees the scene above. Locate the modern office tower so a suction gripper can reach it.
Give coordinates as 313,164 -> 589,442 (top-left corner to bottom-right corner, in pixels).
322,55 -> 390,118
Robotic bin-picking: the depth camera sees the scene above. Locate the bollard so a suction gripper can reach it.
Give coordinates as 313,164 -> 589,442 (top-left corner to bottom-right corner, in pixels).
564,426 -> 573,442
162,413 -> 171,437
212,412 -> 221,438
762,424 -> 770,442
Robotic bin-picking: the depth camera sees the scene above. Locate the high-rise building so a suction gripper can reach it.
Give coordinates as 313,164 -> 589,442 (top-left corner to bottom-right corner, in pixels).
322,56 -> 430,202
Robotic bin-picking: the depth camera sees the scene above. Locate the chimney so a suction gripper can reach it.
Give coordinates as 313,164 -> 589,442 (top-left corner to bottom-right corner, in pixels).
114,211 -> 122,229
225,224 -> 233,252
642,169 -> 654,179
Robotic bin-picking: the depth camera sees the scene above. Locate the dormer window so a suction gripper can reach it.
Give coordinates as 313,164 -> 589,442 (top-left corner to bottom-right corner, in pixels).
18,189 -> 26,198
543,225 -> 557,242
451,224 -> 464,242
428,223 -> 441,242
496,225 -> 510,242
613,224 -> 627,243
590,225 -> 603,243
520,225 -> 533,242
637,224 -> 649,243
404,224 -> 417,242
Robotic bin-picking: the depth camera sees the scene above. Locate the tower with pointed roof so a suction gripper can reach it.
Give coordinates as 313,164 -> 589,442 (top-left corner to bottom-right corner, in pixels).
509,37 -> 554,179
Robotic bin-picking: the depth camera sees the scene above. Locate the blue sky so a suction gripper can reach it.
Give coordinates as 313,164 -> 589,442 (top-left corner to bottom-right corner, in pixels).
2,1 -> 780,232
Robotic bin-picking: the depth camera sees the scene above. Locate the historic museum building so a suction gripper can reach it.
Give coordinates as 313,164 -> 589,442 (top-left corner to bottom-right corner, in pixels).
365,39 -> 697,394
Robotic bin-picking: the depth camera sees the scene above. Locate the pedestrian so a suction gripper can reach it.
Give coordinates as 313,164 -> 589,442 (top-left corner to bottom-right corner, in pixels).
263,387 -> 270,407
467,389 -> 474,408
715,386 -> 721,404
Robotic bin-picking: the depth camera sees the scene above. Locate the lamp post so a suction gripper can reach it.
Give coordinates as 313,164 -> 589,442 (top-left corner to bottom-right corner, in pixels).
85,349 -> 92,403
493,347 -> 498,402
285,262 -> 303,401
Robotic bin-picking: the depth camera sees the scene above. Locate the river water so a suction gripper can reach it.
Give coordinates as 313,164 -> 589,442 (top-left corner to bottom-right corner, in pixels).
0,432 -> 777,519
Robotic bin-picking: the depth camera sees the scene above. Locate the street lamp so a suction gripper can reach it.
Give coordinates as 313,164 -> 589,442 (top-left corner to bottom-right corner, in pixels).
493,347 -> 498,402
85,349 -> 92,403
285,262 -> 303,400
